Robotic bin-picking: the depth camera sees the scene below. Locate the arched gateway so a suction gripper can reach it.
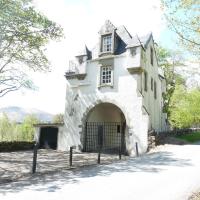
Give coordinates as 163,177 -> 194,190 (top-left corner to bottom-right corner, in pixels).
82,103 -> 126,154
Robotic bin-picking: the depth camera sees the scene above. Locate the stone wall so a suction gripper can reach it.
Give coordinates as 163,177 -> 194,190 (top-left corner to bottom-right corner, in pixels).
147,130 -> 157,151
152,128 -> 200,146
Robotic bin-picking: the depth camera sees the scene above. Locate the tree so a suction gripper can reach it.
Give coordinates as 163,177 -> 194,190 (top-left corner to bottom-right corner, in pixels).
0,113 -> 40,141
186,89 -> 200,127
162,0 -> 200,57
0,0 -> 63,97
52,113 -> 64,123
169,85 -> 190,128
19,114 -> 39,141
0,113 -> 12,140
169,88 -> 200,128
157,45 -> 200,128
156,45 -> 186,117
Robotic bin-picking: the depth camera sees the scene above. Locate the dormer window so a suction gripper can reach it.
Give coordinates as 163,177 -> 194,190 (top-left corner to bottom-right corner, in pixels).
102,34 -> 112,52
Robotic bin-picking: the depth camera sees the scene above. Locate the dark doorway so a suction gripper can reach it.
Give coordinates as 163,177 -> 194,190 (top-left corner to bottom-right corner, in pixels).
39,127 -> 58,149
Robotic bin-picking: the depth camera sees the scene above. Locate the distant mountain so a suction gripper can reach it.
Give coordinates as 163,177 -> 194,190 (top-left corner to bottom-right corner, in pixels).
0,106 -> 54,123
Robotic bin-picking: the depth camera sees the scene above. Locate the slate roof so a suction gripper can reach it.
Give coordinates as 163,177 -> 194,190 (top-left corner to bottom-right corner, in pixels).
75,45 -> 92,60
76,21 -> 153,59
126,33 -> 152,49
115,25 -> 133,45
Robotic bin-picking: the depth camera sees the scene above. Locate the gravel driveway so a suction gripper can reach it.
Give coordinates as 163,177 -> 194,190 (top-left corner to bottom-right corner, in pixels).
0,149 -> 124,183
0,143 -> 200,200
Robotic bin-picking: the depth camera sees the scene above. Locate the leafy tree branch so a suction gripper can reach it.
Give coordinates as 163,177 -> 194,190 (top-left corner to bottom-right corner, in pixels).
162,0 -> 200,57
0,0 -> 64,96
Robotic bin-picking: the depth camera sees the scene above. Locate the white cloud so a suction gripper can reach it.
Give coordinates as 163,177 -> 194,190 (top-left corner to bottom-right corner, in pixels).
0,0 -> 165,114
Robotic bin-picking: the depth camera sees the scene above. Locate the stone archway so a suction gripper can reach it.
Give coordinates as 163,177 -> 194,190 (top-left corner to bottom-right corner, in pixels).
81,102 -> 127,154
80,99 -> 130,127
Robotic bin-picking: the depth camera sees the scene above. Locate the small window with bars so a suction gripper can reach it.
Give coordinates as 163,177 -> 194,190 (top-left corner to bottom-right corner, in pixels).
101,66 -> 113,85
150,47 -> 154,66
154,81 -> 157,99
102,34 -> 112,52
151,77 -> 153,91
144,71 -> 148,92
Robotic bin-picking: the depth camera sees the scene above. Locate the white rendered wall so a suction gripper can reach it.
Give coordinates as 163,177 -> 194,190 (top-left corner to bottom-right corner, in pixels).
140,39 -> 167,132
62,53 -> 149,156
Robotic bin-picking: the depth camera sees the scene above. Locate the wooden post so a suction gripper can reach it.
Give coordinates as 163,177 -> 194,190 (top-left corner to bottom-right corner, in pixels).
69,146 -> 73,167
98,150 -> 101,164
97,125 -> 103,164
119,147 -> 122,160
119,124 -> 122,160
135,142 -> 139,157
83,122 -> 87,152
32,143 -> 39,174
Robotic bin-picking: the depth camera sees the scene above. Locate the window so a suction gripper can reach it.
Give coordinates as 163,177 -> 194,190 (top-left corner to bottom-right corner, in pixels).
101,66 -> 113,85
150,47 -> 153,66
141,49 -> 144,59
102,34 -> 112,52
130,47 -> 137,56
144,71 -> 148,92
151,77 -> 153,91
154,81 -> 157,99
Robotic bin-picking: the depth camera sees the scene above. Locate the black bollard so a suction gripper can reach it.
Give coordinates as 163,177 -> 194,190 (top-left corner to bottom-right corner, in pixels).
119,146 -> 122,160
69,146 -> 73,167
32,143 -> 39,174
97,125 -> 103,164
98,150 -> 101,164
135,142 -> 139,157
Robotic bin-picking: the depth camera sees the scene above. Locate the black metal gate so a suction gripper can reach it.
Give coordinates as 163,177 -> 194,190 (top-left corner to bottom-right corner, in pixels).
83,122 -> 126,154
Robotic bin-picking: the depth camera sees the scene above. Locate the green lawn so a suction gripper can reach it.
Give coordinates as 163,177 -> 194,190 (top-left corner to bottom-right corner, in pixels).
175,132 -> 200,143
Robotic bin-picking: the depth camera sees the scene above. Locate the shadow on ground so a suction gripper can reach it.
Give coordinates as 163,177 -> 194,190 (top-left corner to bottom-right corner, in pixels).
0,150 -> 192,194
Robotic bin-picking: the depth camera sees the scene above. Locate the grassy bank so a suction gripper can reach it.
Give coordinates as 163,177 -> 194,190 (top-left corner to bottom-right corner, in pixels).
175,132 -> 200,143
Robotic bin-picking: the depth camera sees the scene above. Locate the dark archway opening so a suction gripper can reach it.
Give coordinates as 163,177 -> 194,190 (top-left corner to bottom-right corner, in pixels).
39,127 -> 58,149
83,103 -> 126,154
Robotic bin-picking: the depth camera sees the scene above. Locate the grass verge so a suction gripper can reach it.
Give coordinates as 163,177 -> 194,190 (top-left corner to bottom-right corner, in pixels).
175,132 -> 200,143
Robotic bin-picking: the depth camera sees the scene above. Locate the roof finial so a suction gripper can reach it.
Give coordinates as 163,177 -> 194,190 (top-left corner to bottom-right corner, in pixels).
99,20 -> 116,34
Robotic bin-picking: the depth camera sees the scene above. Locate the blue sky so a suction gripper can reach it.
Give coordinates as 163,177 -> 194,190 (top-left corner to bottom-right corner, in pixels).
0,0 -> 178,114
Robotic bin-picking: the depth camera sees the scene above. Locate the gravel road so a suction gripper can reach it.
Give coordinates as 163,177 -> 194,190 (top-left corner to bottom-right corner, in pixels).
0,143 -> 200,200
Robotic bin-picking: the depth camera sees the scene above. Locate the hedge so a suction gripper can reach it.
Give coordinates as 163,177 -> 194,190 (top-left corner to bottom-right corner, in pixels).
0,141 -> 35,152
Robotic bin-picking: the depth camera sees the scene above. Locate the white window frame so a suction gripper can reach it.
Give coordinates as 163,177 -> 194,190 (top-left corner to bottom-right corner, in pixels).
102,34 -> 112,52
100,66 -> 113,86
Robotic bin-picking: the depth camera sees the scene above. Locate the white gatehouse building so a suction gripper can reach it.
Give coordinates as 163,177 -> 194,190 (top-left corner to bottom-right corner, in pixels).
36,20 -> 168,156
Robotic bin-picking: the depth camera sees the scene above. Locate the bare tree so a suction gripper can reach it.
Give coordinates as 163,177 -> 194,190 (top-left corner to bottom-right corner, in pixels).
0,0 -> 63,97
